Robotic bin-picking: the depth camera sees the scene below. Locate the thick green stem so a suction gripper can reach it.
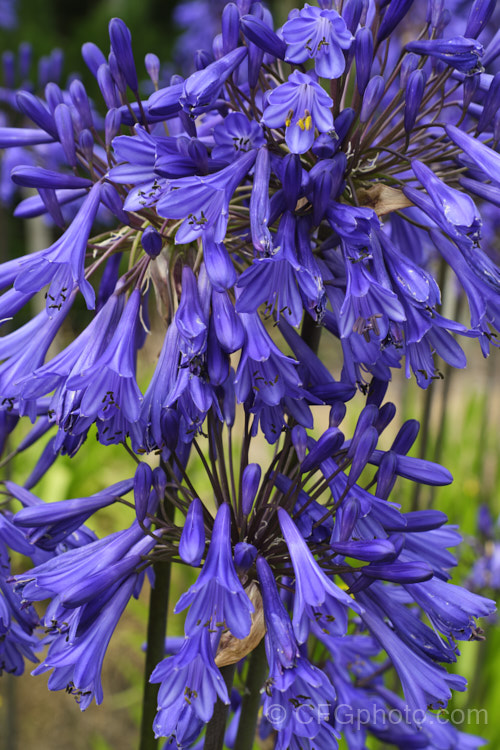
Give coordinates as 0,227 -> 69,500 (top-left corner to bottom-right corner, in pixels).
139,487 -> 174,750
411,381 -> 436,512
204,664 -> 237,750
300,314 -> 322,356
234,640 -> 268,750
139,556 -> 172,750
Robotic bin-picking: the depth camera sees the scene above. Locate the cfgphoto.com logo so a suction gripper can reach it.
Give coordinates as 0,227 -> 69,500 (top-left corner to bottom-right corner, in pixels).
264,704 -> 488,727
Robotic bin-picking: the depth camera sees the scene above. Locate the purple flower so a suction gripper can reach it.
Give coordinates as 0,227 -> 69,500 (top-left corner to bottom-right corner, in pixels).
31,575 -> 138,710
174,504 -> 253,639
150,628 -> 229,738
14,183 -> 102,310
278,508 -> 362,643
212,111 -> 265,162
156,150 -> 256,243
64,290 -> 143,437
359,601 -> 467,714
282,4 -> 353,79
410,159 -> 481,240
261,70 -> 333,154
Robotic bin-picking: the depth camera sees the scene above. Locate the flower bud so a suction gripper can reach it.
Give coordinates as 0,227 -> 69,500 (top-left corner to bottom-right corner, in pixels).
141,226 -> 163,258
391,419 -> 419,455
16,90 -> 57,138
337,497 -> 360,541
234,542 -> 257,570
343,0 -> 363,34
483,29 -> 500,66
48,49 -> 64,83
355,27 -> 373,96
329,401 -> 346,427
240,14 -> 286,59
203,235 -> 237,291
145,53 -> 160,87
79,128 -> 94,163
104,107 -> 121,148
160,408 -> 180,452
477,72 -> 500,134
82,42 -> 107,77
347,404 -> 378,458
347,425 -> 378,488
180,46 -> 247,117
312,132 -> 337,158
241,463 -> 261,516
374,402 -> 396,435
109,17 -> 138,92
212,33 -> 224,59
11,166 -> 91,190
207,323 -> 230,385
19,42 -> 32,80
212,290 -> 245,353
290,426 -> 307,464
301,428 -> 344,473
406,37 -> 483,75
70,79 -> 94,130
134,462 -> 153,523
108,50 -> 127,94
250,146 -> 272,253
97,63 -> 121,109
465,0 -> 496,39
2,51 -> 15,89
400,52 -> 419,88
426,0 -> 444,28
54,103 -> 77,167
38,56 -> 52,89
152,466 -> 167,502
179,498 -> 205,566
222,3 -> 241,55
478,505 -> 494,537
45,82 -> 64,113
378,0 -> 415,43
222,372 -> 236,427
360,75 -> 385,123
334,107 -> 355,145
195,49 -> 214,70
404,69 -> 425,133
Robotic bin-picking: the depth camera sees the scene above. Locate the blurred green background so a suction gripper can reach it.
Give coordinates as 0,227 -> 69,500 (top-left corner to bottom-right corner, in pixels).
0,1 -> 499,748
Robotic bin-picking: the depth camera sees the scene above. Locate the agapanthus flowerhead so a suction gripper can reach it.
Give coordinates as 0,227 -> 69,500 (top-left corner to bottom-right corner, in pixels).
282,4 -> 354,79
261,70 -> 333,153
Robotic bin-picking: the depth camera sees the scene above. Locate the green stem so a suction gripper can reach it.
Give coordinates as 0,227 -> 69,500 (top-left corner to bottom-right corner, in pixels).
411,381 -> 436,512
300,314 -> 322,356
139,500 -> 174,750
204,664 -> 237,750
234,640 -> 269,750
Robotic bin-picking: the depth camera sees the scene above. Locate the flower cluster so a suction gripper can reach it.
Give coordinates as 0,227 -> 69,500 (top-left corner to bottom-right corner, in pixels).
0,0 -> 499,748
